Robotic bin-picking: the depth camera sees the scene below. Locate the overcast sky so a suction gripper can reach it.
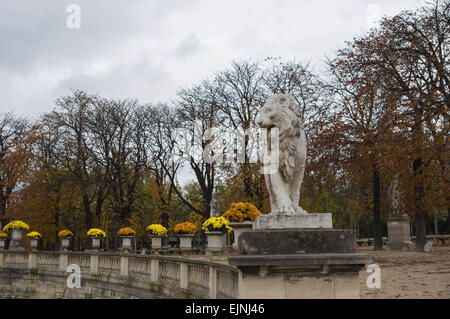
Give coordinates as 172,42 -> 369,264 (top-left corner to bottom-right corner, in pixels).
0,0 -> 426,119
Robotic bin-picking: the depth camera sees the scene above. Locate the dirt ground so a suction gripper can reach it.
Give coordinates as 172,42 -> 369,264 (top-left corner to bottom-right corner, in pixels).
358,246 -> 450,299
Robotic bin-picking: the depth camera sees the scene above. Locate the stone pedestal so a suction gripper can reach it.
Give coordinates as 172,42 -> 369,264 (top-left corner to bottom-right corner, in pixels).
387,215 -> 412,251
229,254 -> 372,298
253,213 -> 332,230
228,220 -> 374,299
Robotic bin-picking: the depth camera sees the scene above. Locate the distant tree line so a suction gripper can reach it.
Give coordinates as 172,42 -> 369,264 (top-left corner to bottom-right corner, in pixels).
0,0 -> 448,251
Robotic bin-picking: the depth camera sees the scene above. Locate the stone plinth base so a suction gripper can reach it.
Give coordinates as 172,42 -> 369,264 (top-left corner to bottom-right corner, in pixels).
387,215 -> 412,251
238,229 -> 356,255
253,213 -> 332,230
228,254 -> 373,299
228,229 -> 374,299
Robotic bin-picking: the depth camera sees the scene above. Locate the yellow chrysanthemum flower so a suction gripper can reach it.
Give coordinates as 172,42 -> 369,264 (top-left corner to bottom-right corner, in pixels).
3,220 -> 30,233
222,202 -> 261,222
87,228 -> 107,238
202,217 -> 233,233
174,222 -> 197,234
118,227 -> 136,236
146,224 -> 168,236
26,231 -> 41,239
58,229 -> 74,238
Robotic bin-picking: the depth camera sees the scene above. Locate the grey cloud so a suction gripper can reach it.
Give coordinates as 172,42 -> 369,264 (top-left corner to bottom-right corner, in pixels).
172,33 -> 201,60
0,0 -> 423,119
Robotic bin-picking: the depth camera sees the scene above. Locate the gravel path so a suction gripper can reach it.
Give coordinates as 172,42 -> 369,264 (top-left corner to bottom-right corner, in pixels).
359,246 -> 450,299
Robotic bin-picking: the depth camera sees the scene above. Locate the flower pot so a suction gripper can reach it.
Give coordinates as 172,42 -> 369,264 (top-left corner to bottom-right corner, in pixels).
61,237 -> 71,250
9,229 -> 25,250
11,229 -> 23,241
150,236 -> 162,251
0,239 -> 6,250
90,237 -> 102,249
228,221 -> 253,250
30,238 -> 39,250
177,234 -> 194,251
121,236 -> 134,251
205,231 -> 225,254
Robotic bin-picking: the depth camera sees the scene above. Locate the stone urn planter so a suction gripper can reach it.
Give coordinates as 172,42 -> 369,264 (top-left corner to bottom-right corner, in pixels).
61,237 -> 71,250
228,220 -> 253,250
11,229 -> 23,241
90,237 -> 102,250
177,234 -> 194,251
120,236 -> 134,251
10,229 -> 25,250
205,231 -> 226,254
30,238 -> 39,250
150,235 -> 162,251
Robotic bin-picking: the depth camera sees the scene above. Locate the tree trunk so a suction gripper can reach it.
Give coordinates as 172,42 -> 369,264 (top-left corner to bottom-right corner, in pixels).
433,211 -> 439,235
447,207 -> 450,235
415,212 -> 427,252
373,165 -> 383,251
161,209 -> 169,228
413,157 -> 427,252
82,194 -> 93,229
0,198 -> 6,229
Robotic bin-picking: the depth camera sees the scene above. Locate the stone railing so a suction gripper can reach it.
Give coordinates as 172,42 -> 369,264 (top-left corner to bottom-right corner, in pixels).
0,251 -> 239,299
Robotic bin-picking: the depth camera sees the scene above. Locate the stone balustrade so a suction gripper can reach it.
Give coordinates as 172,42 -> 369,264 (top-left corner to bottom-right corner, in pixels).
0,251 -> 239,299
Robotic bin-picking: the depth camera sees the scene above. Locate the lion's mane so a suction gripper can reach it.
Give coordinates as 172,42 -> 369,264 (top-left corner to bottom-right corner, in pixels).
266,94 -> 303,183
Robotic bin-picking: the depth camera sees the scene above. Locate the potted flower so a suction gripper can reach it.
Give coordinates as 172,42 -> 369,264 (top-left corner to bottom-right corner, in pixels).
26,231 -> 41,250
0,233 -> 7,250
118,227 -> 136,251
87,228 -> 107,249
202,217 -> 233,254
3,220 -> 30,250
58,230 -> 74,250
146,224 -> 168,251
174,222 -> 197,251
223,202 -> 261,250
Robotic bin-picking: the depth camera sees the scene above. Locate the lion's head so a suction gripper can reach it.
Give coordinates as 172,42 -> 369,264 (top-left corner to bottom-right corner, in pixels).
256,93 -> 304,182
256,93 -> 303,132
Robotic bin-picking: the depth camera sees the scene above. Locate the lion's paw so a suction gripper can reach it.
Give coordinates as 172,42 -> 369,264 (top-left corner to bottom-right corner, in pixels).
296,207 -> 309,215
274,205 -> 297,216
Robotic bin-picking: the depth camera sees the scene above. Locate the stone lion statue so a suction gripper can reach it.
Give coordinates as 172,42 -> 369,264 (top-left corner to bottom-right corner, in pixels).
256,93 -> 308,215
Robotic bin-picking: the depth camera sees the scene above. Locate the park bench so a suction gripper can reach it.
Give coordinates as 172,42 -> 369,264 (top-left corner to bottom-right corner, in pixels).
411,235 -> 449,246
356,237 -> 387,247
